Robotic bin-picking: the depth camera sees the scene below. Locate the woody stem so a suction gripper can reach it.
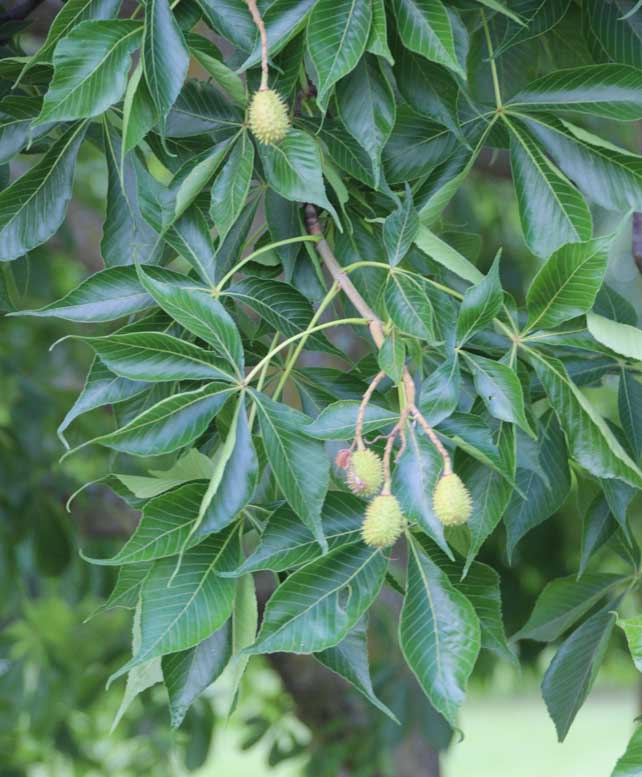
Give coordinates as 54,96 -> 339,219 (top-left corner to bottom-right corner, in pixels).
246,0 -> 269,90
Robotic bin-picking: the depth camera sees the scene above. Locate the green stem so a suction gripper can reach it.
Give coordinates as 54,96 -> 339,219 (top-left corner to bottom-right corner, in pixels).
245,317 -> 369,384
215,235 -> 320,291
481,9 -> 502,109
248,331 -> 280,429
271,283 -> 339,401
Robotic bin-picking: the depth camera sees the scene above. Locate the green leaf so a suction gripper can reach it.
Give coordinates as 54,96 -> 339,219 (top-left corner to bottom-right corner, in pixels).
587,312 -> 642,363
90,563 -> 150,617
210,134 -> 254,243
415,536 -> 515,664
186,33 -> 247,106
541,606 -> 616,741
35,21 -> 142,125
223,277 -> 337,354
384,272 -> 436,342
336,55 -> 395,188
504,411 -> 571,560
456,253 -> 503,344
521,114 -> 642,211
11,266 -> 190,322
18,0 -> 121,77
459,424 -> 514,570
612,725 -> 642,777
392,426 -> 452,557
306,0 -> 372,109
437,413 -> 513,486
110,529 -> 238,683
586,0 -> 642,69
415,226 -> 484,284
514,573 -> 623,642
163,620 -> 231,728
58,358 -> 150,444
367,0 -> 393,63
80,332 -> 236,383
115,447 -> 215,499
138,267 -> 244,375
619,370 -> 642,462
463,353 -> 535,437
223,493 -> 364,577
164,80 -> 242,138
391,0 -> 463,77
183,400 -> 257,546
143,0 -> 190,126
251,391 -> 330,550
164,205 -> 216,284
102,124 -> 161,267
506,118 -> 593,258
245,541 -> 387,655
304,400 -> 397,440
315,619 -> 398,721
111,603 -> 163,732
85,482 -> 210,566
399,536 -> 481,727
508,65 -> 642,121
529,351 -> 642,489
473,0 -> 525,24
258,129 -> 338,223
378,331 -> 405,383
0,96 -> 51,165
122,61 -> 157,154
383,108 -> 458,184
0,122 -> 87,262
618,615 -> 642,673
225,572 -> 259,716
526,238 -> 609,332
71,382 -> 236,457
418,352 -> 460,426
579,495 -> 617,578
383,185 -> 419,266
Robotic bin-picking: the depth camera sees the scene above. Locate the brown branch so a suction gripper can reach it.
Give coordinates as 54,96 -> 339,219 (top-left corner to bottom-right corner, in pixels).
304,205 -> 455,475
354,370 -> 386,450
245,0 -> 269,90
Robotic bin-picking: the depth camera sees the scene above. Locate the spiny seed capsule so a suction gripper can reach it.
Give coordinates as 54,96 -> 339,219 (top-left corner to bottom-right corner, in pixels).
247,89 -> 290,144
347,449 -> 383,497
362,494 -> 406,548
432,473 -> 473,527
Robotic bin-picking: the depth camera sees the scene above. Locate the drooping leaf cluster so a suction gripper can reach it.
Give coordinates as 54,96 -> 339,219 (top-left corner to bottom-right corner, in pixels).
3,0 -> 642,766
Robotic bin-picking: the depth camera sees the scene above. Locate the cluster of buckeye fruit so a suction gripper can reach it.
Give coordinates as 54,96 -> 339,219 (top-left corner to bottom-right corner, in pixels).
337,447 -> 473,549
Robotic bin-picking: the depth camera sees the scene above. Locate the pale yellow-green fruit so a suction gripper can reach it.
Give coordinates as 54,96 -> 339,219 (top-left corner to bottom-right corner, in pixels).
432,473 -> 473,527
361,494 -> 406,548
247,89 -> 290,144
347,449 -> 384,497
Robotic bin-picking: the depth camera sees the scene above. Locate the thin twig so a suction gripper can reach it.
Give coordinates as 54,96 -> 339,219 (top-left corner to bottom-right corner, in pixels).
354,370 -> 386,450
381,408 -> 410,493
411,405 -> 452,476
246,0 -> 269,90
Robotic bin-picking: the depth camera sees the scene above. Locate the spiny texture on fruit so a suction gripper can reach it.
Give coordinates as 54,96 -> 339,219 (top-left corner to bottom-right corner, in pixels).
432,473 -> 473,527
362,495 -> 405,548
347,449 -> 383,497
247,89 -> 289,144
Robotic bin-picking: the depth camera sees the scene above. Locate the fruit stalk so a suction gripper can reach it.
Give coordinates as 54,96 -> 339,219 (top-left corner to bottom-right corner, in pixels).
245,0 -> 269,91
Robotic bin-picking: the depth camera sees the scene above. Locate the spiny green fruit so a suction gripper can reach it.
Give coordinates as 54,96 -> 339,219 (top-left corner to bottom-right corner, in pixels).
362,494 -> 405,548
247,89 -> 289,144
432,473 -> 473,527
347,449 -> 383,497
